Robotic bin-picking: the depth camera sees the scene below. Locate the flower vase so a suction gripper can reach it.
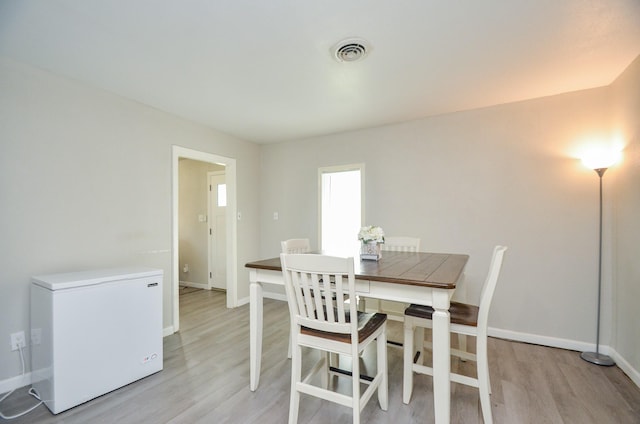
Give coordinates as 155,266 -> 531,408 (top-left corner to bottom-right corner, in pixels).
360,241 -> 382,261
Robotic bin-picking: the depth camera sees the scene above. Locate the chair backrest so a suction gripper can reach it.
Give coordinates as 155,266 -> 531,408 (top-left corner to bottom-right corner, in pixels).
280,253 -> 357,337
476,246 -> 508,332
381,236 -> 421,252
281,238 -> 311,254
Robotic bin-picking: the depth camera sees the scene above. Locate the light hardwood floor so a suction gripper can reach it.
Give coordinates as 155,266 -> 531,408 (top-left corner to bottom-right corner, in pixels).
3,289 -> 640,423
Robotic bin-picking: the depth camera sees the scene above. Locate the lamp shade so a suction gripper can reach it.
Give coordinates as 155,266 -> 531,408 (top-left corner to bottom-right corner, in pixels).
581,149 -> 622,170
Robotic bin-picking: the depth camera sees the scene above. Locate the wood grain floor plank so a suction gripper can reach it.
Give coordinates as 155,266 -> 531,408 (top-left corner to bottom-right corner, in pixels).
2,289 -> 639,423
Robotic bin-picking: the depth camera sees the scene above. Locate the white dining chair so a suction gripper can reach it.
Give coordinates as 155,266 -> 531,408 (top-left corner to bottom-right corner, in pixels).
381,236 -> 421,253
281,238 -> 311,254
281,239 -> 312,359
402,245 -> 507,424
281,238 -> 346,363
369,237 -> 421,324
281,253 -> 388,424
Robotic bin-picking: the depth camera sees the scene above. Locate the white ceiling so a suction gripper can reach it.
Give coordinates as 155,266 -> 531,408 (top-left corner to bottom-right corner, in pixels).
1,1 -> 639,144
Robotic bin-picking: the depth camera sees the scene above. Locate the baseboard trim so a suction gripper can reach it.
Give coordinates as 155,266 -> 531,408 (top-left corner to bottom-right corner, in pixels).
0,371 -> 30,395
179,281 -> 209,290
611,348 -> 640,388
1,329 -> 177,393
489,327 -> 595,352
489,326 -> 639,388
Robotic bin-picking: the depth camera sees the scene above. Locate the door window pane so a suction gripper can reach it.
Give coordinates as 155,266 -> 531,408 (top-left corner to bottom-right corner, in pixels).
217,184 -> 227,207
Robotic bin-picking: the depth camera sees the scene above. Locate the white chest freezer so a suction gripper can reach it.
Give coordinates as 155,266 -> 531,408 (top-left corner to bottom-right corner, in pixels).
30,267 -> 163,414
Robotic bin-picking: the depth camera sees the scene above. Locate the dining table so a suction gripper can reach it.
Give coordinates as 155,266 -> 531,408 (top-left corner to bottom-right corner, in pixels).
245,250 -> 469,424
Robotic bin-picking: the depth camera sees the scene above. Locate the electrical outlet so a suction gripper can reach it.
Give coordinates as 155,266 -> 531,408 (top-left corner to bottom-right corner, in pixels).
31,328 -> 42,346
11,331 -> 26,351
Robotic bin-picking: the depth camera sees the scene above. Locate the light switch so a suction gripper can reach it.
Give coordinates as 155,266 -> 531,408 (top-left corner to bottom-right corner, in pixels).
273,212 -> 279,220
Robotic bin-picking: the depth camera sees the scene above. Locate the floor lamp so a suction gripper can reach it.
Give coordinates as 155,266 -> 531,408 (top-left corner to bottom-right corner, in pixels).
580,152 -> 619,367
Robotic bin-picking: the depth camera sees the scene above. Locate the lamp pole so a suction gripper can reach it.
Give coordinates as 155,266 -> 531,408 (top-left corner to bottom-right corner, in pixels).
580,167 -> 615,366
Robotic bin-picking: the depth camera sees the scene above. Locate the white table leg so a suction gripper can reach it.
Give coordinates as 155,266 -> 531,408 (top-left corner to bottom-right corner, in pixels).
249,279 -> 263,391
431,290 -> 451,424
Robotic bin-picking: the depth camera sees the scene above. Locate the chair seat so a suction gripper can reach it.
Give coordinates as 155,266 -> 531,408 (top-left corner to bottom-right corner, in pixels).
402,246 -> 507,424
281,253 -> 388,423
302,312 -> 387,343
404,301 -> 479,327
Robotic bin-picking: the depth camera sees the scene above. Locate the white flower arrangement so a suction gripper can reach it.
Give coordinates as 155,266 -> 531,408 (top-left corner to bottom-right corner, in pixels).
357,225 -> 385,244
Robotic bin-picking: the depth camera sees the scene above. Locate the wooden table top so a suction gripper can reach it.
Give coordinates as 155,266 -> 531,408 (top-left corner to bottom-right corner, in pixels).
245,251 -> 469,290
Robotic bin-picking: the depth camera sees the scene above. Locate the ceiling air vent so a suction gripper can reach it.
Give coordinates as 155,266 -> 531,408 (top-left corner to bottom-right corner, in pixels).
332,38 -> 370,63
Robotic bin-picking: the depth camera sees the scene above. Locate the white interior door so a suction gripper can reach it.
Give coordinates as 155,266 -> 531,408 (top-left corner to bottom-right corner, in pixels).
208,172 -> 227,290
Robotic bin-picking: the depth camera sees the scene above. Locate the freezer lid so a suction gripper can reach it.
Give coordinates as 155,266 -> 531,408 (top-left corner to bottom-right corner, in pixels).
32,267 -> 163,290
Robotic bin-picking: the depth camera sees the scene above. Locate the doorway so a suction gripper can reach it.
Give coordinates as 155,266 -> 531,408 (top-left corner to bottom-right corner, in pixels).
208,171 -> 227,290
178,160 -> 224,291
172,146 -> 237,333
318,164 -> 364,256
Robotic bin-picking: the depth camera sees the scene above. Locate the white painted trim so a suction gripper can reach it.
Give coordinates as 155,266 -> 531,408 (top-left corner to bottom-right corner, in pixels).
236,296 -> 250,306
179,281 -> 210,290
0,331 -> 181,393
488,326 -> 640,388
489,327 -> 595,352
207,171 -> 214,291
172,146 -> 238,334
0,372 -> 30,395
611,348 -> 640,388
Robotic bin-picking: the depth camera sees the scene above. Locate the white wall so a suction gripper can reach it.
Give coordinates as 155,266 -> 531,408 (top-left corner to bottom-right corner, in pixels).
0,57 -> 261,384
611,55 -> 640,384
260,83 -> 617,353
2,50 -> 638,389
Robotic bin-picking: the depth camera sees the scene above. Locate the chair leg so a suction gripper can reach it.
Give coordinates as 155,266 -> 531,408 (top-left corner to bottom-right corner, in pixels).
357,296 -> 366,312
476,336 -> 492,424
289,344 -> 302,424
352,347 -> 361,424
403,317 -> 415,404
321,351 -> 329,389
458,333 -> 467,361
487,360 -> 492,395
377,330 -> 389,411
330,352 -> 339,368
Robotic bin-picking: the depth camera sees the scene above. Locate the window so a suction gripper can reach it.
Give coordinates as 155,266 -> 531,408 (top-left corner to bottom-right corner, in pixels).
319,164 -> 363,256
217,183 -> 227,207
